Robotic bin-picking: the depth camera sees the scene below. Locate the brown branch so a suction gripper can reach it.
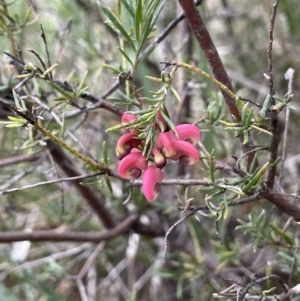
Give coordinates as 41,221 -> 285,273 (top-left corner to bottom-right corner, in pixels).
0,153 -> 41,167
177,0 -> 257,171
266,0 -> 280,189
46,140 -> 116,228
177,0 -> 240,120
0,214 -> 138,242
261,185 -> 300,221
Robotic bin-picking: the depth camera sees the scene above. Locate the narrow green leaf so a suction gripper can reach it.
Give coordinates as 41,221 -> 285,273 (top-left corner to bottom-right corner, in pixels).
259,94 -> 271,118
135,0 -> 142,43
149,0 -> 166,29
118,47 -> 134,67
241,102 -> 249,125
42,63 -> 58,78
6,123 -> 23,128
102,141 -> 108,165
244,106 -> 254,128
120,0 -> 134,19
160,110 -> 177,136
270,224 -> 293,245
170,85 -> 181,102
105,174 -> 113,193
98,2 -> 136,50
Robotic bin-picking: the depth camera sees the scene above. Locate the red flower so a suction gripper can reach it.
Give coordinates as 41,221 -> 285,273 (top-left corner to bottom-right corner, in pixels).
116,132 -> 140,159
170,140 -> 200,166
142,166 -> 164,201
117,151 -> 148,179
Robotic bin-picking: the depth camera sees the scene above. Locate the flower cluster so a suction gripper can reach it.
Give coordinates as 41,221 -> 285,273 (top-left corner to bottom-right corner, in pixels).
116,112 -> 200,201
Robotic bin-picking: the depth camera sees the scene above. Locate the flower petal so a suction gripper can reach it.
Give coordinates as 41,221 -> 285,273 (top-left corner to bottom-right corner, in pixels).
154,111 -> 167,131
118,152 -> 148,179
170,140 -> 199,166
142,166 -> 164,201
116,132 -> 140,159
121,113 -> 137,124
152,147 -> 167,168
175,124 -> 200,145
156,132 -> 176,158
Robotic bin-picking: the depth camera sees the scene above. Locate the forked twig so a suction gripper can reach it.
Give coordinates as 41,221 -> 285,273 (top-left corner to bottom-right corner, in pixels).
164,209 -> 198,260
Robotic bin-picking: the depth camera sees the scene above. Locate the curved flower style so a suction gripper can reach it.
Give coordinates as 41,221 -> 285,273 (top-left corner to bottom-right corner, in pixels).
170,140 -> 200,166
116,132 -> 140,159
142,166 -> 164,201
156,132 -> 176,158
175,124 -> 200,145
117,151 -> 148,179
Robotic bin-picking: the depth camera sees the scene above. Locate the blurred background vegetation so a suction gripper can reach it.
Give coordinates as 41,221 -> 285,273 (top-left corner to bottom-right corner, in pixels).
0,0 -> 300,300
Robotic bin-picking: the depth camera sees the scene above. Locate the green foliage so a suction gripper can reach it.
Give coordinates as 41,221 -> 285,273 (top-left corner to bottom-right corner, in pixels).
0,0 -> 299,300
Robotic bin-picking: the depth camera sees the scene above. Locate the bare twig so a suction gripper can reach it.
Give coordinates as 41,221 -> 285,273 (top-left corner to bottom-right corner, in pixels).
77,241 -> 106,280
129,178 -> 209,187
213,282 -> 300,300
0,153 -> 40,167
1,172 -> 104,195
164,209 -> 198,259
279,68 -> 295,182
0,214 -> 139,242
266,0 -> 280,189
77,279 -> 88,301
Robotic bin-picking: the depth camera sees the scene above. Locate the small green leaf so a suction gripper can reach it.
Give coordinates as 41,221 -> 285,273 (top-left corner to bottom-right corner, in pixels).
6,123 -> 24,128
102,141 -> 108,165
135,0 -> 142,43
98,2 -> 135,50
170,85 -> 181,102
160,110 -> 177,137
120,0 -> 134,19
105,174 -> 113,193
270,224 -> 293,245
118,47 -> 134,67
42,63 -> 58,77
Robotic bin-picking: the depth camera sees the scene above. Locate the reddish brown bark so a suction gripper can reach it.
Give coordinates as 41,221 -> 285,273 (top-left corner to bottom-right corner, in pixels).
178,0 -> 241,121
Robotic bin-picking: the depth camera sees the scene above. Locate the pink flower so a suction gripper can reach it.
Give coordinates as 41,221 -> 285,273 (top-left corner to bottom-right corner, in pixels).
116,132 -> 140,159
152,147 -> 167,168
154,111 -> 167,131
121,113 -> 137,124
170,140 -> 200,166
118,151 -> 148,179
121,113 -> 138,133
142,166 -> 164,201
156,132 -> 176,158
175,124 -> 200,145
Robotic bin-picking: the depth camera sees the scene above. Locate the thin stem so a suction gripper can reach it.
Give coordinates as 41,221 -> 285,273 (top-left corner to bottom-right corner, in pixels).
266,0 -> 280,189
1,172 -> 105,195
0,214 -> 139,242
